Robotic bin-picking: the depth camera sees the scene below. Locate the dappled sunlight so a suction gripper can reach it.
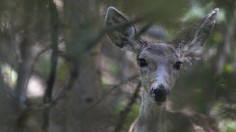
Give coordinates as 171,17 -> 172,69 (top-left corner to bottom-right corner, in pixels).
1,64 -> 45,98
26,76 -> 45,98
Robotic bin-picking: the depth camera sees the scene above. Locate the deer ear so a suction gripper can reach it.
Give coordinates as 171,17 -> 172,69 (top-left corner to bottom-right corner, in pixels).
105,7 -> 141,52
172,8 -> 219,57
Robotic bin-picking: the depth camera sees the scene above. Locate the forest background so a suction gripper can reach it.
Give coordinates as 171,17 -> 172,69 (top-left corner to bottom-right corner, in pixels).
0,0 -> 236,132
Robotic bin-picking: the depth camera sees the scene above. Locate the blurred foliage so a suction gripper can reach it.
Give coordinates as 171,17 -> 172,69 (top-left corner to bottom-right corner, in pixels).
220,119 -> 236,132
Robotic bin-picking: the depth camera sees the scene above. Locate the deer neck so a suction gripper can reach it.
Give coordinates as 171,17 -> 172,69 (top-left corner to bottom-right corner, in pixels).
134,89 -> 166,132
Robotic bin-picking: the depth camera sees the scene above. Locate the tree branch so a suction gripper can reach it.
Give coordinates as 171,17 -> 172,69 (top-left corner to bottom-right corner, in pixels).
85,74 -> 139,112
43,0 -> 60,104
15,37 -> 33,108
114,81 -> 141,132
42,1 -> 60,132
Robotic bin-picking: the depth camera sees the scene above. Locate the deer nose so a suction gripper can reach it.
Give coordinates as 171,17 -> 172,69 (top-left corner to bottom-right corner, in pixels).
150,85 -> 169,102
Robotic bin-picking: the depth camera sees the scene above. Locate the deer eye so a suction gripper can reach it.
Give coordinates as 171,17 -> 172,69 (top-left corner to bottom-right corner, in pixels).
137,58 -> 148,67
173,61 -> 182,70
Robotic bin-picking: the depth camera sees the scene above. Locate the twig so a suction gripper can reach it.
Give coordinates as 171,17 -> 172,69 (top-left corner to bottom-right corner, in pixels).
50,62 -> 79,105
114,81 -> 141,132
32,46 -> 51,66
42,0 -> 59,131
27,62 -> 79,111
43,0 -> 60,103
135,23 -> 153,39
85,74 -> 139,111
72,7 -> 160,56
28,66 -> 135,112
34,13 -> 144,108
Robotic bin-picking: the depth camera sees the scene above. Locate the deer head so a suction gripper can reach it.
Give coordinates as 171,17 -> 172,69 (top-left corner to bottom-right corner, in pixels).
105,7 -> 218,104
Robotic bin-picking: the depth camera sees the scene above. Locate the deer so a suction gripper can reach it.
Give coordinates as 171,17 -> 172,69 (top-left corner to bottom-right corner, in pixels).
105,6 -> 219,132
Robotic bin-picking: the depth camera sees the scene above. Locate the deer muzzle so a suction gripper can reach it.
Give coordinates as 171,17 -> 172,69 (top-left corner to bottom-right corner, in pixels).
150,84 -> 169,103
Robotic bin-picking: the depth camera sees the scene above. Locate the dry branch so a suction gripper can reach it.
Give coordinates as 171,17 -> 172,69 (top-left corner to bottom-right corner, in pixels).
42,0 -> 60,131
43,0 -> 60,104
114,81 -> 141,132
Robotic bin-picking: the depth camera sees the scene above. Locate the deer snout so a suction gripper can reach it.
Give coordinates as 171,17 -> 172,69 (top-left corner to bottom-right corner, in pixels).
150,84 -> 169,103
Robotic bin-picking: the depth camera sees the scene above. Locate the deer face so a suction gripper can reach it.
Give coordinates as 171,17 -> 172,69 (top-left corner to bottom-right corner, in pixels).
105,7 -> 218,104
137,43 -> 181,103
